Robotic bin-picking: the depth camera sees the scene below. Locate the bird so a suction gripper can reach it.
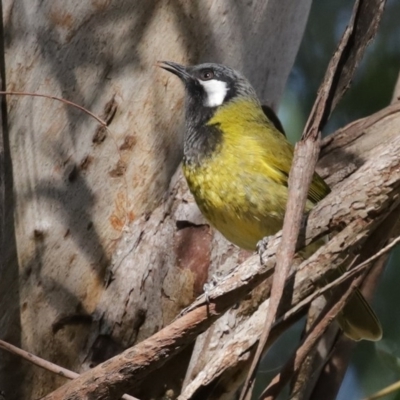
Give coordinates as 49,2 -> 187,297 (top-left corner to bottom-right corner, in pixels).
158,61 -> 382,341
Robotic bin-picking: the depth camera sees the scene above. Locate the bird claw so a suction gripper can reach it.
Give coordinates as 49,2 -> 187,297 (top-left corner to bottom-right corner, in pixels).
203,273 -> 221,303
257,236 -> 272,264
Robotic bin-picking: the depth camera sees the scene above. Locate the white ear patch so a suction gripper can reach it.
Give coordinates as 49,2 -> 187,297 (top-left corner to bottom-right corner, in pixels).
199,79 -> 228,107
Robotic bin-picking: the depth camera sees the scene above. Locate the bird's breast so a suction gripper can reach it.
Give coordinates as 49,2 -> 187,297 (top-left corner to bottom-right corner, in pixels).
182,146 -> 286,251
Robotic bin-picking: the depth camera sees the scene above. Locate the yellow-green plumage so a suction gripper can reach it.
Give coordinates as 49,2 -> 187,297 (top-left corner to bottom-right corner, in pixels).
159,60 -> 382,341
183,98 -> 328,250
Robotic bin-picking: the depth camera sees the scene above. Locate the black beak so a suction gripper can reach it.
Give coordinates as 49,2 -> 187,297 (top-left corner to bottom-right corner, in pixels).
157,61 -> 191,82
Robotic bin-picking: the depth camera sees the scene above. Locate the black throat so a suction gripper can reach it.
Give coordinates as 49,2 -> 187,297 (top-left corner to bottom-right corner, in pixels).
183,85 -> 223,166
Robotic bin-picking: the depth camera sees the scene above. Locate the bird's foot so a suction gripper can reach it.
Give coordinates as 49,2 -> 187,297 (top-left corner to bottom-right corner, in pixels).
257,236 -> 273,264
203,273 -> 222,303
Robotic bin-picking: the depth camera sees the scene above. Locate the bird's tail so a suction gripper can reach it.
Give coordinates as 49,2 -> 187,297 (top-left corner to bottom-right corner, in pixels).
302,242 -> 382,341
330,266 -> 382,341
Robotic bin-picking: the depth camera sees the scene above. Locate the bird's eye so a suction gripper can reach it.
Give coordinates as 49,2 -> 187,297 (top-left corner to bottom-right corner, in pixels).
200,69 -> 214,80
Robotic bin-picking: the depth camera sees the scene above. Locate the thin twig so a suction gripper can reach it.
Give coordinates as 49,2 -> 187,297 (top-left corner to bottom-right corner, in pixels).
0,339 -> 78,379
364,379 -> 400,400
0,90 -> 134,229
277,235 -> 400,326
0,339 -> 139,400
0,91 -> 108,126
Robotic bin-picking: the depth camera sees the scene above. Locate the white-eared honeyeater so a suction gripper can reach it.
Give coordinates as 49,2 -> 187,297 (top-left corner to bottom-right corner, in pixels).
158,61 -> 382,341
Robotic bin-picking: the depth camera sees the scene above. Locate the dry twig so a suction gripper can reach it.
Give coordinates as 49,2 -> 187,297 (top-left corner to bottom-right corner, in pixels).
277,235 -> 400,328
0,91 -> 108,126
0,339 -> 138,400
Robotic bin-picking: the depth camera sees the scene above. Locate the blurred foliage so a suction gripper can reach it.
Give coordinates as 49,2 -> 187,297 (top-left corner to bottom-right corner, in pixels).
256,0 -> 400,399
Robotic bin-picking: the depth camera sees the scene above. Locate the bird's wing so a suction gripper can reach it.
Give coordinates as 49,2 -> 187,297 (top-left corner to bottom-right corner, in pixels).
261,104 -> 286,137
308,172 -> 331,203
257,127 -> 331,205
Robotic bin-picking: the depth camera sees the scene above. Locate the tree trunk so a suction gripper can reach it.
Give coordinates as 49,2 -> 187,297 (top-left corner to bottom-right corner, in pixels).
0,1 -> 312,399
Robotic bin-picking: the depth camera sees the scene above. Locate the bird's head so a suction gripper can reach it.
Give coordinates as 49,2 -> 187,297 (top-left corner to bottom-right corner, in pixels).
158,61 -> 259,119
